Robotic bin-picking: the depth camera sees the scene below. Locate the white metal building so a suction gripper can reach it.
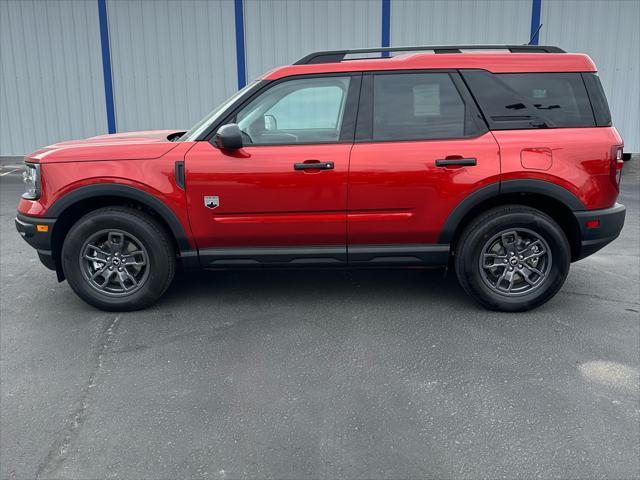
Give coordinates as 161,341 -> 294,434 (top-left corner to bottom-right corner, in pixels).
1,0 -> 638,155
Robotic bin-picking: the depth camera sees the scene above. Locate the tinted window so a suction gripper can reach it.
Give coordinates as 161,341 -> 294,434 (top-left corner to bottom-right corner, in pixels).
499,73 -> 595,127
372,73 -> 469,141
236,77 -> 351,144
461,70 -> 540,129
462,70 -> 596,129
582,73 -> 612,126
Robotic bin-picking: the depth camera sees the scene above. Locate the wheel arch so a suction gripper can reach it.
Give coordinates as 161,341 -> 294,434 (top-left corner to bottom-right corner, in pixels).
47,184 -> 194,279
441,180 -> 585,261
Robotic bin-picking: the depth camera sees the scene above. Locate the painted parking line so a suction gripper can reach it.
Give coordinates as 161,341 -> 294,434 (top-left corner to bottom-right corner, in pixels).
0,168 -> 21,176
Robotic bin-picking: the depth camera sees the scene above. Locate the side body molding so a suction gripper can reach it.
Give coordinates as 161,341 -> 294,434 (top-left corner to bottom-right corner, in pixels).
439,179 -> 586,244
45,184 -> 193,252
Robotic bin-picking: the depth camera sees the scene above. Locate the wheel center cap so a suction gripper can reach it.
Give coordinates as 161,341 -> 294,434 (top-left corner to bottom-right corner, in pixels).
112,258 -> 120,266
509,257 -> 518,266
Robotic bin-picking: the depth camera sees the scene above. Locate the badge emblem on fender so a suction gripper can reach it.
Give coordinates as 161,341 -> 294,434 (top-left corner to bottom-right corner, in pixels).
204,196 -> 220,209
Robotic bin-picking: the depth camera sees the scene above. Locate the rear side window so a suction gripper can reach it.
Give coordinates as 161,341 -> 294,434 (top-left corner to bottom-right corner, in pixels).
462,70 -> 596,129
372,72 -> 480,141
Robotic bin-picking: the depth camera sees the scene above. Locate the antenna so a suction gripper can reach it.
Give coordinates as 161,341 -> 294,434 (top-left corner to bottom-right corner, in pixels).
528,23 -> 543,45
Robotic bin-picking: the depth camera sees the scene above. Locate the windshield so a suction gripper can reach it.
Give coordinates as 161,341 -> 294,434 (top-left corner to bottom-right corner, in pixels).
180,81 -> 258,141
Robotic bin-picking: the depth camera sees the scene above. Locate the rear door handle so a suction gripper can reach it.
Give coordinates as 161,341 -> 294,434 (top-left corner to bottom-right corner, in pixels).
294,160 -> 334,171
435,157 -> 477,167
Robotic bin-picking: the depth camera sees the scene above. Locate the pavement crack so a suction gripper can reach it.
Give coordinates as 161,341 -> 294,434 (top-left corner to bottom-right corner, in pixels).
35,315 -> 121,479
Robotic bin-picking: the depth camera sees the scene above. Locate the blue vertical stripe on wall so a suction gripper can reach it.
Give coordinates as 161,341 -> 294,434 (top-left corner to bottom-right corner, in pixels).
530,0 -> 542,45
381,0 -> 391,57
97,0 -> 116,133
234,0 -> 247,89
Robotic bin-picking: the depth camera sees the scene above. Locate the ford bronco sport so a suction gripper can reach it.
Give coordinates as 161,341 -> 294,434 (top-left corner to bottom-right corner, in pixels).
15,45 -> 626,312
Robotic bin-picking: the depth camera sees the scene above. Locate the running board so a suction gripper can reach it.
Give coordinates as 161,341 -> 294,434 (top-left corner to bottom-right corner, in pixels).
197,245 -> 450,267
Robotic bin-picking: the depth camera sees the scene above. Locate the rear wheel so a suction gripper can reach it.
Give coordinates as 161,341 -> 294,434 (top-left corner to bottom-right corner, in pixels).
454,205 -> 570,312
61,207 -> 175,311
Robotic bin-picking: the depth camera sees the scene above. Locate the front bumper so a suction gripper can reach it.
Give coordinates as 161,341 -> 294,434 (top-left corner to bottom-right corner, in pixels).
573,203 -> 626,261
15,213 -> 57,270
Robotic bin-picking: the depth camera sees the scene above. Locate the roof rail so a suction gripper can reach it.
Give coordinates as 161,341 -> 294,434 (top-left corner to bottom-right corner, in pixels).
294,45 -> 566,65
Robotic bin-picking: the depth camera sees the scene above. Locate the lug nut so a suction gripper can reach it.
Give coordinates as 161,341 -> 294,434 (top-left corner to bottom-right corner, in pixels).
509,267 -> 514,271
109,266 -> 113,270
118,267 -> 122,272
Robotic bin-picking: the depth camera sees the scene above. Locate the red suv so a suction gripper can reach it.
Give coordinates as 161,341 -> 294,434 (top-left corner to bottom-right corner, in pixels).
15,45 -> 626,312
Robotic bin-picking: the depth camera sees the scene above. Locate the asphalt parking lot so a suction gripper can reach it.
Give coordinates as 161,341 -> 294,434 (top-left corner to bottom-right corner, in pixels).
1,164 -> 639,479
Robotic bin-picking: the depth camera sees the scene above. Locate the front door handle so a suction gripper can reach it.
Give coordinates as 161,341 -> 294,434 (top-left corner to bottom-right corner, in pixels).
435,157 -> 477,167
294,160 -> 334,171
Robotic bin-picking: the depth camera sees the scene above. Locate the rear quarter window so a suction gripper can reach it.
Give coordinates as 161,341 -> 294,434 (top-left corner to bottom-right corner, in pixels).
582,73 -> 612,126
462,71 -> 597,129
498,73 -> 595,127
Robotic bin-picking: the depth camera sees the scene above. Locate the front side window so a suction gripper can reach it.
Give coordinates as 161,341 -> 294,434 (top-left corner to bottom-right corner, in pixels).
235,77 -> 351,144
372,72 -> 470,141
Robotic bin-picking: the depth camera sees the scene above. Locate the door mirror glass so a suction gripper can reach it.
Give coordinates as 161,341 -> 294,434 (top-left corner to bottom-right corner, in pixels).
264,114 -> 277,131
214,123 -> 243,150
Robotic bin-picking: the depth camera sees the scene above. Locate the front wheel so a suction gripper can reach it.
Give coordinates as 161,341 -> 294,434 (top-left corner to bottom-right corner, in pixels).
455,205 -> 571,312
61,207 -> 176,311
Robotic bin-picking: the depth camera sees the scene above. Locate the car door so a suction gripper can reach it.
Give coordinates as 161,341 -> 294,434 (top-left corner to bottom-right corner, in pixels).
184,74 -> 361,265
347,71 -> 500,264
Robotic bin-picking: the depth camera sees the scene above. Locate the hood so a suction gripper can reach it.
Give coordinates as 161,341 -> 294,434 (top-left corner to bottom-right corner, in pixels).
27,129 -> 186,163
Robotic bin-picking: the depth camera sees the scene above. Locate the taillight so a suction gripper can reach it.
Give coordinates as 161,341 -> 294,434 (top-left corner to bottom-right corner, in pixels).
611,146 -> 624,187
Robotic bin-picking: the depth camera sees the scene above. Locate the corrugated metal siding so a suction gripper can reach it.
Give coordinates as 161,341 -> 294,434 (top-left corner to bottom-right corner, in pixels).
1,0 -> 638,155
540,0 -> 640,152
106,0 -> 238,133
390,0 -> 532,46
0,0 -> 106,155
244,0 -> 382,82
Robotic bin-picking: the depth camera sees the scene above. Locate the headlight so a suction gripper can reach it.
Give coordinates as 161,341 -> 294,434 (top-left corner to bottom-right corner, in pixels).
22,163 -> 41,200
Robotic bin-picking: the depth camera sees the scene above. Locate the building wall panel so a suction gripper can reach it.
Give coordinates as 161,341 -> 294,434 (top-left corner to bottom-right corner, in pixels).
1,0 -> 638,155
390,0 -> 532,46
106,0 -> 238,133
0,0 -> 106,155
244,0 -> 382,81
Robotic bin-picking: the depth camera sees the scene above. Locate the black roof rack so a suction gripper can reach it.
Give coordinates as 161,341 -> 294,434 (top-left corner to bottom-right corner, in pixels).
294,45 -> 566,65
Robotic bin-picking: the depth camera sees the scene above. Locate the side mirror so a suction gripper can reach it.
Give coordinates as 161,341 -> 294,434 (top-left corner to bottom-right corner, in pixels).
214,124 -> 243,150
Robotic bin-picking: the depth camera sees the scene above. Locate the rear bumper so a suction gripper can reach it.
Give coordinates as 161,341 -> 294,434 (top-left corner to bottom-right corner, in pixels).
15,213 -> 57,270
573,203 -> 626,261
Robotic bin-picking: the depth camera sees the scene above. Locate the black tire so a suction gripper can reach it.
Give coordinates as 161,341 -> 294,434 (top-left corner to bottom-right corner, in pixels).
454,205 -> 570,312
61,207 -> 175,311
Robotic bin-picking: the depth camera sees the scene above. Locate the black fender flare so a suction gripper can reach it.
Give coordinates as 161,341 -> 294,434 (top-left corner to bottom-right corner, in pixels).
438,179 -> 585,244
45,183 -> 192,252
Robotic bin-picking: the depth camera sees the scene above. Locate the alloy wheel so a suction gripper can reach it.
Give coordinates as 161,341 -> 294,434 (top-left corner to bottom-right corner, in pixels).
79,229 -> 150,297
478,228 -> 552,296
